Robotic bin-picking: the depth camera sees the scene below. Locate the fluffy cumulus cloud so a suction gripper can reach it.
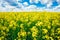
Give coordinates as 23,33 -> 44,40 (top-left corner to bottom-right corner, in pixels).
54,5 -> 60,10
30,0 -> 39,4
23,2 -> 29,7
40,0 -> 49,4
0,0 -> 60,12
46,2 -> 53,8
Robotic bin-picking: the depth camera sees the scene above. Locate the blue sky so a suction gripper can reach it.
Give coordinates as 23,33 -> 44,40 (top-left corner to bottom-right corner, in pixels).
0,0 -> 60,11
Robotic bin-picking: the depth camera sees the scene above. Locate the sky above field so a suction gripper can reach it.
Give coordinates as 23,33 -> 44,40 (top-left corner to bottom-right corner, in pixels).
0,0 -> 60,12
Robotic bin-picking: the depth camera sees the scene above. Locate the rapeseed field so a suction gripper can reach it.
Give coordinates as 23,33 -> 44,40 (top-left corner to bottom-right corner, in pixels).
0,12 -> 60,40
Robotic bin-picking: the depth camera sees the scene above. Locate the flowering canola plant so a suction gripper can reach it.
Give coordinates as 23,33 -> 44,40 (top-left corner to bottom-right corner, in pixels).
0,12 -> 60,40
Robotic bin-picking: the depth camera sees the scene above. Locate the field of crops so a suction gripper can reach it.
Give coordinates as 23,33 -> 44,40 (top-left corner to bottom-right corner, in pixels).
0,12 -> 60,40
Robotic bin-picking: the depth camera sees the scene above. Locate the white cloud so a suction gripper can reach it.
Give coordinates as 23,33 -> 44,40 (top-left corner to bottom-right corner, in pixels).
0,0 -> 16,12
40,0 -> 49,4
17,3 -> 24,8
20,5 -> 37,11
29,0 -> 53,5
0,6 -> 13,12
54,5 -> 60,10
40,0 -> 53,8
46,2 -> 53,8
27,5 -> 37,9
23,2 -> 29,6
45,5 -> 60,12
29,0 -> 53,8
30,0 -> 39,4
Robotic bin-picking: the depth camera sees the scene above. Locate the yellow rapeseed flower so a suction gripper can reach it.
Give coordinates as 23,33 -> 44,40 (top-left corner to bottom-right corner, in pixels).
57,36 -> 60,39
42,29 -> 48,34
58,31 -> 60,34
27,22 -> 32,26
6,28 -> 9,32
47,25 -> 51,29
1,27 -> 7,31
32,32 -> 37,37
0,36 -> 4,40
44,35 -> 49,39
20,24 -> 24,29
31,26 -> 38,37
18,39 -> 21,40
30,26 -> 38,33
35,21 -> 43,26
20,31 -> 26,37
49,37 -> 54,40
18,30 -> 26,37
33,38 -> 37,40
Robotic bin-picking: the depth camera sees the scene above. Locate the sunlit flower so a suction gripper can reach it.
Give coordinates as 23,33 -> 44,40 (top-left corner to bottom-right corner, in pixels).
33,38 -> 37,40
49,37 -> 54,40
42,29 -> 48,34
30,26 -> 38,33
20,24 -> 24,29
18,39 -> 21,40
6,28 -> 9,32
20,31 -> 26,37
42,35 -> 49,39
27,22 -> 31,26
32,32 -> 37,37
57,36 -> 60,39
47,25 -> 51,29
18,30 -> 26,37
0,36 -> 4,40
35,21 -> 43,26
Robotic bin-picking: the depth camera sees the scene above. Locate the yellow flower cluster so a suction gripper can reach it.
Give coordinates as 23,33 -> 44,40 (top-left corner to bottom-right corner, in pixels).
42,29 -> 48,34
35,21 -> 43,26
30,26 -> 38,37
18,29 -> 26,37
0,12 -> 60,40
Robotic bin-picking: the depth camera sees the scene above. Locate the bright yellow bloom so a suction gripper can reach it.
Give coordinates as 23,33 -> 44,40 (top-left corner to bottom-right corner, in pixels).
36,21 -> 43,26
0,36 -> 4,40
18,39 -> 21,40
31,26 -> 38,37
20,31 -> 26,37
43,35 -> 49,39
20,24 -> 24,29
42,29 -> 48,34
18,30 -> 26,37
49,37 -> 54,40
32,32 -> 37,37
4,28 -> 9,32
58,31 -> 60,34
33,38 -> 37,40
57,36 -> 60,39
30,26 -> 38,33
27,22 -> 31,26
47,25 -> 51,29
